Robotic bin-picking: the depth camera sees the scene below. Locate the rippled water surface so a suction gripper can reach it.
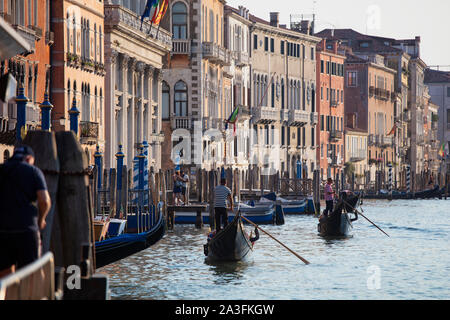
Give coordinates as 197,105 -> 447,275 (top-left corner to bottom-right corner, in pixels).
99,200 -> 450,300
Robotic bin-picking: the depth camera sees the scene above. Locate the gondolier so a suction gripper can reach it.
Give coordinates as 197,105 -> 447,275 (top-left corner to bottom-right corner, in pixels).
214,178 -> 234,232
324,178 -> 335,217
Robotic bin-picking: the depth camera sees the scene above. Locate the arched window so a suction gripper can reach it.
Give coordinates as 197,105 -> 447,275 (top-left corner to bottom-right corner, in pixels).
174,81 -> 187,117
162,81 -> 170,120
281,78 -> 285,109
172,2 -> 187,40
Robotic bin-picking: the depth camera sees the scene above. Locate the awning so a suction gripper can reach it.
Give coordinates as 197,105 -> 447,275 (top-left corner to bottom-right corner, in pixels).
0,17 -> 32,60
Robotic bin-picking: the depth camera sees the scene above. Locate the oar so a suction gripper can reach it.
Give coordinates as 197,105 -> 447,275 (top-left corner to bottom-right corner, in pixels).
240,215 -> 310,265
343,199 -> 390,238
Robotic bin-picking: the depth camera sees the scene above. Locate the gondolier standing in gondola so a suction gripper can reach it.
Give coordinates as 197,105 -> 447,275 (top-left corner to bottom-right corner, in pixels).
214,177 -> 234,232
324,178 -> 335,217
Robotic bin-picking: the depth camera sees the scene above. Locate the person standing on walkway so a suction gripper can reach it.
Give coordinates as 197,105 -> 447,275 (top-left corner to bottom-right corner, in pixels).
324,178 -> 335,217
0,145 -> 51,276
214,178 -> 233,232
180,170 -> 189,205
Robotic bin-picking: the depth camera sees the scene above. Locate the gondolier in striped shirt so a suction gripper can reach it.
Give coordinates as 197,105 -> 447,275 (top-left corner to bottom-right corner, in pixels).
214,178 -> 234,232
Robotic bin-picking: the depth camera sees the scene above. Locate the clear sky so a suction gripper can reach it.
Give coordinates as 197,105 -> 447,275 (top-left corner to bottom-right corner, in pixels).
226,0 -> 450,69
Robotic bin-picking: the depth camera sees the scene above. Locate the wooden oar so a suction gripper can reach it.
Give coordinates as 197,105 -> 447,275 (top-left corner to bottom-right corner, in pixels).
240,215 -> 310,265
343,199 -> 390,238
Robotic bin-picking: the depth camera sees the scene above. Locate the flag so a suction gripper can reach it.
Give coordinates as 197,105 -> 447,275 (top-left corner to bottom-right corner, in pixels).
438,142 -> 447,158
150,0 -> 162,23
153,0 -> 169,25
225,105 -> 240,135
140,0 -> 158,30
141,0 -> 157,23
387,124 -> 397,136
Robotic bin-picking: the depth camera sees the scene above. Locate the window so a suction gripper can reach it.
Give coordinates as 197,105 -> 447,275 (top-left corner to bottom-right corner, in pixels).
347,71 -> 358,87
326,61 -> 330,74
270,38 -> 274,53
271,80 -> 275,107
447,87 -> 450,97
174,81 -> 188,116
320,60 -> 324,73
320,115 -> 324,131
321,87 -> 323,100
253,35 -> 258,50
172,2 -> 188,40
281,41 -> 285,55
162,82 -> 170,120
311,47 -> 314,60
264,37 -> 268,51
311,127 -> 315,147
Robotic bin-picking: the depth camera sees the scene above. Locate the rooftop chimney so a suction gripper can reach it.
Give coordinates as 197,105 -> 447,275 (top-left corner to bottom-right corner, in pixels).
270,12 -> 280,27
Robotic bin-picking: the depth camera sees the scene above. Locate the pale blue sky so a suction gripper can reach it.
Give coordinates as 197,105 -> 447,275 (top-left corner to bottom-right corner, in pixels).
226,0 -> 450,68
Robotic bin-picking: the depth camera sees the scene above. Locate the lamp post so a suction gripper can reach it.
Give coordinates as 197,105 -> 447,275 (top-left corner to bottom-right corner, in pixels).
69,96 -> 80,136
15,84 -> 28,142
40,92 -> 53,131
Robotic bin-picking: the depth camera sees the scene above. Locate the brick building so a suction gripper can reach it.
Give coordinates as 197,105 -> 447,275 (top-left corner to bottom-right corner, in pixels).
0,0 -> 52,163
50,0 -> 105,164
316,39 -> 346,181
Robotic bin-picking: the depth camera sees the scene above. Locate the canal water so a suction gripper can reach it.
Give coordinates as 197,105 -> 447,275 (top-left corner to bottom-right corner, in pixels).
99,199 -> 450,300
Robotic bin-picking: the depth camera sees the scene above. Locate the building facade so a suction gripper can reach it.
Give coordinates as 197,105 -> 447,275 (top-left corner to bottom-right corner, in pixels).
316,39 -> 346,181
160,0 -> 231,172
425,68 -> 450,173
249,13 -> 320,179
50,0 -> 105,164
0,0 -> 52,163
344,127 -> 368,188
103,1 -> 172,170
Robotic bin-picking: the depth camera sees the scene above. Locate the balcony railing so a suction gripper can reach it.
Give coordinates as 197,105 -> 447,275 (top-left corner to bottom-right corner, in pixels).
280,109 -> 289,122
202,42 -> 231,66
368,134 -> 376,146
104,4 -> 172,49
330,99 -> 338,107
310,112 -> 318,125
381,135 -> 393,147
235,51 -> 249,66
288,109 -> 309,126
350,149 -> 366,162
252,107 -> 281,124
172,39 -> 191,54
80,121 -> 99,144
172,116 -> 191,130
330,130 -> 343,141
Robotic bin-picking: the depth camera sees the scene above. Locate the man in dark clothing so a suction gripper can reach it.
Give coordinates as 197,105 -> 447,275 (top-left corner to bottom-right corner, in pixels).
0,145 -> 51,275
213,178 -> 233,232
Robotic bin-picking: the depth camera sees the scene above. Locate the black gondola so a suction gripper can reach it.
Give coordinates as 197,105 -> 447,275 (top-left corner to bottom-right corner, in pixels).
318,192 -> 359,237
204,212 -> 256,262
95,208 -> 165,269
362,185 -> 444,200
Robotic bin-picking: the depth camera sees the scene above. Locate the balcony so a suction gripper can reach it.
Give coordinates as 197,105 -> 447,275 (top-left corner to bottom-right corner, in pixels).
45,31 -> 54,45
391,91 -> 397,102
350,149 -> 366,162
374,88 -> 390,101
368,134 -> 376,146
369,86 -> 375,97
172,116 -> 191,130
66,52 -> 81,69
288,109 -> 309,126
280,109 -> 289,122
330,99 -> 338,107
235,51 -> 249,67
202,42 -> 231,66
172,39 -> 191,54
237,105 -> 251,122
310,112 -> 319,125
380,135 -> 393,148
80,121 -> 99,145
330,130 -> 343,142
104,4 -> 172,50
252,107 -> 281,124
403,110 -> 411,122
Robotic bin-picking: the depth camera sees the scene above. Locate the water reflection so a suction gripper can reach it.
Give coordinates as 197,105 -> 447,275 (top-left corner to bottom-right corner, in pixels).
99,200 -> 450,300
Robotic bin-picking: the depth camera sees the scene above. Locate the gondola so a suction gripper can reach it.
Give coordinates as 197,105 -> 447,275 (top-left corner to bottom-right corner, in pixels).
95,205 -> 165,269
318,192 -> 360,237
204,212 -> 257,262
362,185 -> 443,200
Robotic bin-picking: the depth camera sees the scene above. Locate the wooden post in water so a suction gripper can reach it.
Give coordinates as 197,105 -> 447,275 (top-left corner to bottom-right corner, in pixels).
209,170 -> 216,231
122,166 -> 128,218
55,131 -> 94,274
23,131 -> 60,254
109,169 -> 117,218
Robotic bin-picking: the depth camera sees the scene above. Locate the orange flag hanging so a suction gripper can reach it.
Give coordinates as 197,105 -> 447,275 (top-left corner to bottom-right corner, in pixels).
153,0 -> 168,25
